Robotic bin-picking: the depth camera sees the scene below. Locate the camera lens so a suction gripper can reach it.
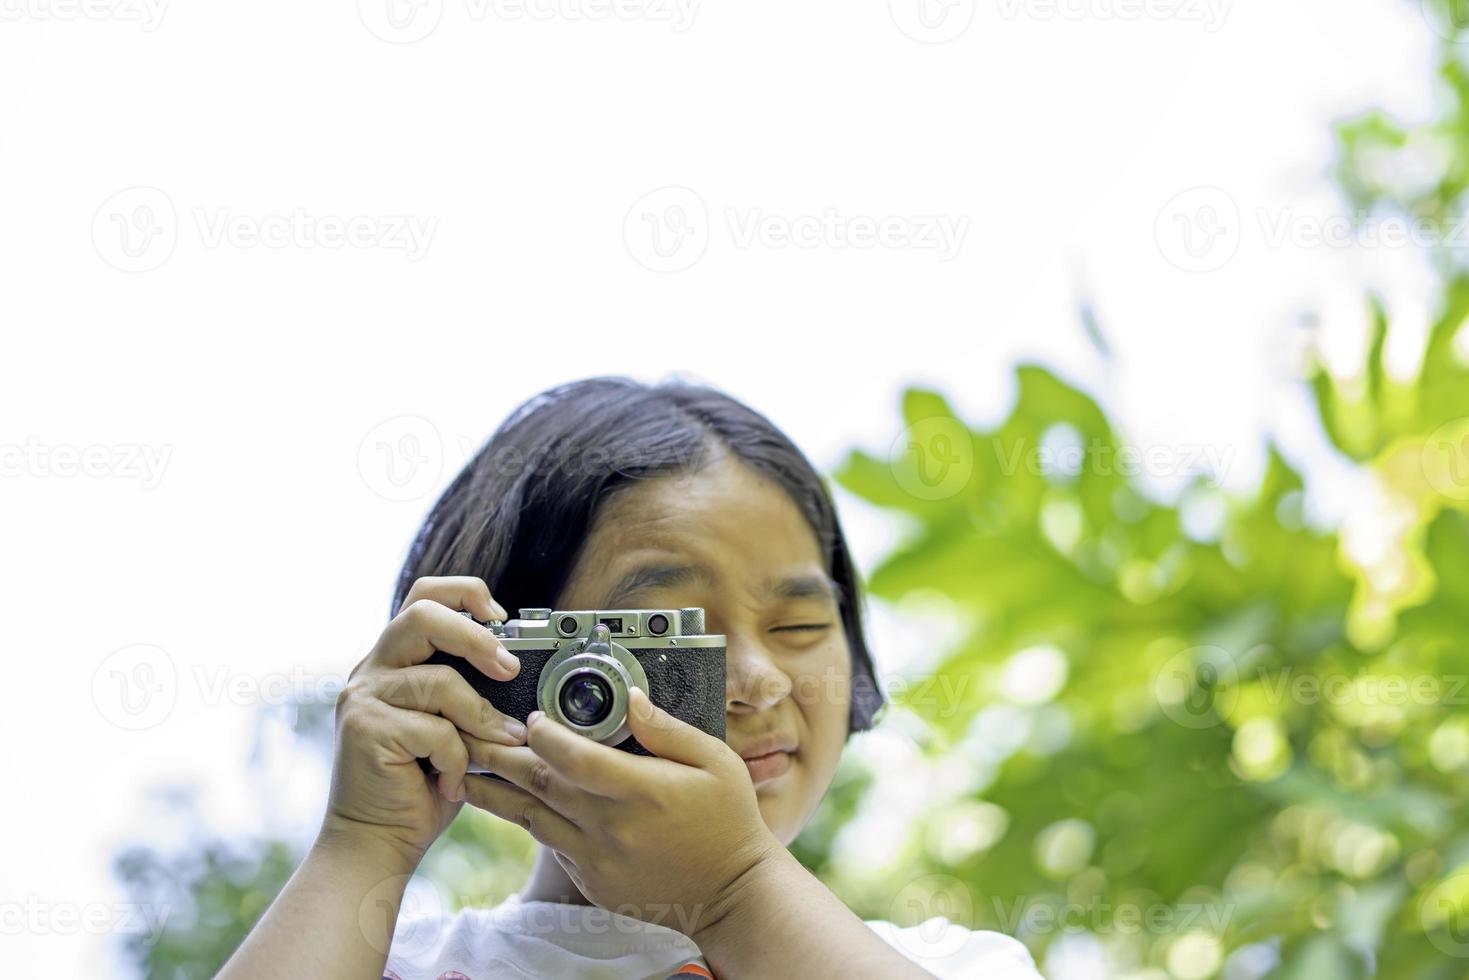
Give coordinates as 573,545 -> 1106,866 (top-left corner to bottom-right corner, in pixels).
558,615 -> 578,635
648,613 -> 669,636
558,672 -> 613,726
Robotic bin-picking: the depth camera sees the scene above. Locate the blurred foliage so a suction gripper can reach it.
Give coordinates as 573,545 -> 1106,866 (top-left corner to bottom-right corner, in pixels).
819,359 -> 1469,975
117,6 -> 1469,978
796,14 -> 1469,976
114,840 -> 298,980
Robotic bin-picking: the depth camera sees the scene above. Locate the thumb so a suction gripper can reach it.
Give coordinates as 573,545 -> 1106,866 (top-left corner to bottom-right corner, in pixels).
627,686 -> 720,768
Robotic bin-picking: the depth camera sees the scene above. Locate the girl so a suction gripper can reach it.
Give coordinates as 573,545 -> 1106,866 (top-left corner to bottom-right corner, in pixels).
219,377 -> 1042,979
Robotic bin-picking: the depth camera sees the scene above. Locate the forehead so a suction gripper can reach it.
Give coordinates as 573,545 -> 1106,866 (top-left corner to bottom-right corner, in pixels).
565,453 -> 833,606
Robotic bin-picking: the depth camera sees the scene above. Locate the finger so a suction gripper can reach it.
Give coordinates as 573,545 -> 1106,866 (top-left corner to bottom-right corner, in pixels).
461,736 -> 595,819
625,687 -> 726,769
377,702 -> 469,802
401,575 -> 508,622
370,665 -> 527,745
373,598 -> 520,680
461,774 -> 581,854
521,709 -> 643,798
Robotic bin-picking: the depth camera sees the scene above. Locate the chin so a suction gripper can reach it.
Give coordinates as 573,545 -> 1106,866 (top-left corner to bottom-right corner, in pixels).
755,788 -> 803,845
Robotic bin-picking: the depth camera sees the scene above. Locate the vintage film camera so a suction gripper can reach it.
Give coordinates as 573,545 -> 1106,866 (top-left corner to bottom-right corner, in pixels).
424,607 -> 726,772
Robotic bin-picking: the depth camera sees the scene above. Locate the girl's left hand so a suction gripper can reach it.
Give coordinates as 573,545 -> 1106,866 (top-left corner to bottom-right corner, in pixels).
460,687 -> 780,935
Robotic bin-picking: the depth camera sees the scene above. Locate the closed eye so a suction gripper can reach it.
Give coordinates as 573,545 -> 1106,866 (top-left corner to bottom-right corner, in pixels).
772,623 -> 832,632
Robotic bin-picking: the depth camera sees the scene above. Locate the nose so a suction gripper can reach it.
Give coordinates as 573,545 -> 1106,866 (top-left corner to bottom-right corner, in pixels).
724,630 -> 792,715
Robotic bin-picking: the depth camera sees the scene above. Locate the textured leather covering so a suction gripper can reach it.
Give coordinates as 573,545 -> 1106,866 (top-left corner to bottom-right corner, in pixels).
424,643 -> 727,758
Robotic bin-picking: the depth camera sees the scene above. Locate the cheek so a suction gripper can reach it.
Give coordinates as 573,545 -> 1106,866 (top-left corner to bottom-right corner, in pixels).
793,642 -> 852,758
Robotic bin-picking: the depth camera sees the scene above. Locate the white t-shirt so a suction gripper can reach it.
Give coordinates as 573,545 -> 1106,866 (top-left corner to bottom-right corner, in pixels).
384,894 -> 1043,979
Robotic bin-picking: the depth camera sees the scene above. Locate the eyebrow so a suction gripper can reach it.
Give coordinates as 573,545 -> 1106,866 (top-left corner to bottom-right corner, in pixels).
600,562 -> 843,608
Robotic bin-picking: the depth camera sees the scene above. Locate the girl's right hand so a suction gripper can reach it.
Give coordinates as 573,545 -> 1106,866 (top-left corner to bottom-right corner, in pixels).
320,576 -> 526,866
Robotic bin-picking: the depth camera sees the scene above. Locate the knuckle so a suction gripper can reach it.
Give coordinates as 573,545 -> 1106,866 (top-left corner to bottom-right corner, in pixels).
402,577 -> 438,607
527,760 -> 554,796
337,699 -> 372,738
403,598 -> 439,628
468,740 -> 495,771
517,804 -> 537,833
337,676 -> 371,713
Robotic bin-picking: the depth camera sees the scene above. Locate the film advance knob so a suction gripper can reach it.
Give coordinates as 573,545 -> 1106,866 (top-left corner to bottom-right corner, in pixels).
678,607 -> 705,634
519,607 -> 552,620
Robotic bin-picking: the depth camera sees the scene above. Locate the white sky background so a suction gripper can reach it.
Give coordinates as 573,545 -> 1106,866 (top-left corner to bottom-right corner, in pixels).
0,0 -> 1447,974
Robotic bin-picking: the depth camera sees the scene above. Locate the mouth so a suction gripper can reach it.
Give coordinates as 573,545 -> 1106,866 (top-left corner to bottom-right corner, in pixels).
734,734 -> 799,787
741,749 -> 793,786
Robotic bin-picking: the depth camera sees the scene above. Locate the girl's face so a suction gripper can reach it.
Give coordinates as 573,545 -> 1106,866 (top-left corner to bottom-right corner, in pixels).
556,449 -> 853,845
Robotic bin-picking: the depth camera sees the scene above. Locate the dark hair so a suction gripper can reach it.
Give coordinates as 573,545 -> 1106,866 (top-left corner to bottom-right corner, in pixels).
392,375 -> 885,733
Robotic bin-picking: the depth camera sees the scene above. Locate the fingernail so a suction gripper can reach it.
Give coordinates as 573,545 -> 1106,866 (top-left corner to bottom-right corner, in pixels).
504,718 -> 527,742
491,599 -> 510,620
496,644 -> 520,674
631,687 -> 654,721
527,710 -> 544,727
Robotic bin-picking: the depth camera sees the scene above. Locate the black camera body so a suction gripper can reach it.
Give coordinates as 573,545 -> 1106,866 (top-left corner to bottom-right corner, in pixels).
425,607 -> 726,770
